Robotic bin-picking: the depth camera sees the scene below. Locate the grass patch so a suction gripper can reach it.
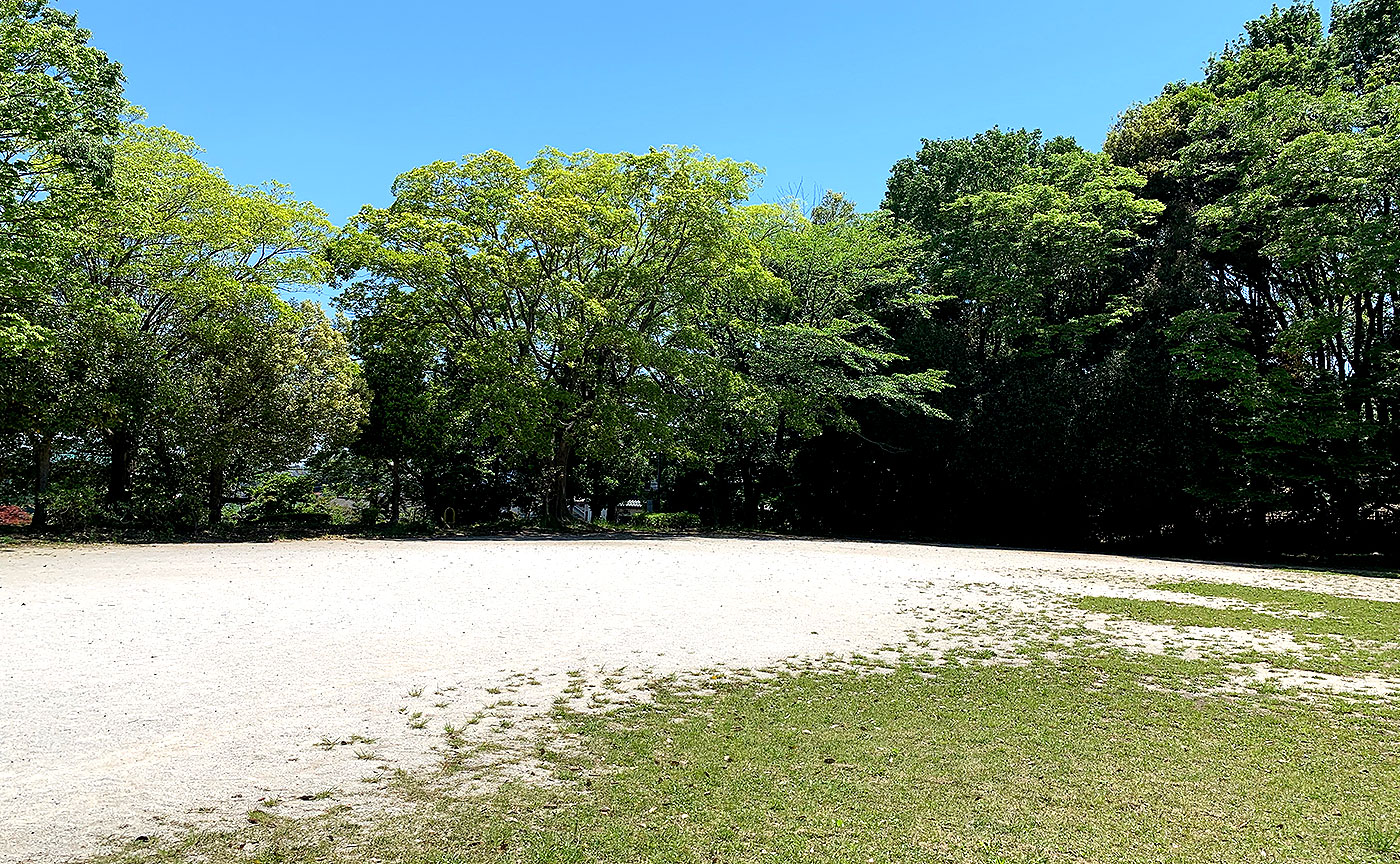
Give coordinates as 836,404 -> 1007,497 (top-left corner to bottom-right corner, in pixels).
1077,596 -> 1303,633
1076,583 -> 1400,677
93,647 -> 1400,864
1154,581 -> 1400,642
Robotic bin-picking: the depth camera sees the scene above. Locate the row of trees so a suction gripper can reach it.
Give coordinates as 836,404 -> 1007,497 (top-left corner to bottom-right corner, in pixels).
793,0 -> 1400,552
2,0 -> 1397,553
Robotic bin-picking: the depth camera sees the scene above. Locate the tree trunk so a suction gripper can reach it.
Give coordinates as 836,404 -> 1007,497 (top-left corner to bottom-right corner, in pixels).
106,427 -> 135,505
208,463 -> 225,526
389,457 -> 402,525
420,459 -> 443,527
544,432 -> 572,527
711,464 -> 731,527
740,460 -> 758,529
31,433 -> 52,532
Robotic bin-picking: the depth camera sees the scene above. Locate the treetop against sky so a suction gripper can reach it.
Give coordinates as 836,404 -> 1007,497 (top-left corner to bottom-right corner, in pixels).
78,0 -> 1284,224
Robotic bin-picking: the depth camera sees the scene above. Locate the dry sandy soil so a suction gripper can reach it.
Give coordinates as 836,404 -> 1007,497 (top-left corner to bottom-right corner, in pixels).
1,536 -> 1396,862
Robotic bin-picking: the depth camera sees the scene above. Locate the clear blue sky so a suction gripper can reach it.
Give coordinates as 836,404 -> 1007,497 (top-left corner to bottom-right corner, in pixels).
75,0 -> 1289,225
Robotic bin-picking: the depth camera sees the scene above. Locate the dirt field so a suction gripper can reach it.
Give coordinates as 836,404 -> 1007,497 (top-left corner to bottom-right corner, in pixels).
1,536 -> 1394,862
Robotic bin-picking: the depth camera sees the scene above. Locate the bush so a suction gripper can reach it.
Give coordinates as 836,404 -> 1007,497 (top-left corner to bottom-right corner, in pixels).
237,473 -> 350,526
636,511 -> 701,530
46,482 -> 105,530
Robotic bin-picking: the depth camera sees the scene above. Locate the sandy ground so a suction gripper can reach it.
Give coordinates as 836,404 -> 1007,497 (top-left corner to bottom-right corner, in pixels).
1,536 -> 1397,862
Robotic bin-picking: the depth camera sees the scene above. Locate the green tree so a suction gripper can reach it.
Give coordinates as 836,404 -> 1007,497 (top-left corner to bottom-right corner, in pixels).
331,146 -> 775,524
69,124 -> 334,512
1107,0 -> 1400,547
169,298 -> 365,524
680,193 -> 947,527
1,0 -> 123,526
346,302 -> 438,526
0,0 -> 122,211
881,131 -> 1165,543
1,122 -> 349,526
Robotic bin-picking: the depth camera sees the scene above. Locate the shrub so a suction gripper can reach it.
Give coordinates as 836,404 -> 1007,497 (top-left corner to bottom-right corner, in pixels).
237,473 -> 349,526
636,511 -> 701,530
46,482 -> 105,530
0,504 -> 31,526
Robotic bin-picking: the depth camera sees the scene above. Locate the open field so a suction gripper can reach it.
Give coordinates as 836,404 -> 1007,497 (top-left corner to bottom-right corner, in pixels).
1,537 -> 1398,863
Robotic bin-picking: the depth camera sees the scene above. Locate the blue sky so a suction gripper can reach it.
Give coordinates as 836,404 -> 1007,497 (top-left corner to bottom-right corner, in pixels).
76,0 -> 1287,225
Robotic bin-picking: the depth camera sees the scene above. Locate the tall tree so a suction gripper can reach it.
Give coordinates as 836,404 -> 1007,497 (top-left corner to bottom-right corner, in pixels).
170,298 -> 365,524
1,122 -> 350,525
0,0 -> 123,527
1107,0 -> 1400,548
882,131 -> 1165,543
331,147 -> 777,523
679,193 -> 947,528
72,125 -> 334,511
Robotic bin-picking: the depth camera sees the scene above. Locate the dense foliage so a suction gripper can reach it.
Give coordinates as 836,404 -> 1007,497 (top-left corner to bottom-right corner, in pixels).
2,0 -> 1397,554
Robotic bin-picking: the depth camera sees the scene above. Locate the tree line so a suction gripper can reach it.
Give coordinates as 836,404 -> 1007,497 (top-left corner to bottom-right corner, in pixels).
2,0 -> 1397,555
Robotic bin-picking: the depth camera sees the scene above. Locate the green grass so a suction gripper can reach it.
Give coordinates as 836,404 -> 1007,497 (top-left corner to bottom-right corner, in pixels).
95,644 -> 1400,864
1076,581 -> 1400,676
1155,581 -> 1400,640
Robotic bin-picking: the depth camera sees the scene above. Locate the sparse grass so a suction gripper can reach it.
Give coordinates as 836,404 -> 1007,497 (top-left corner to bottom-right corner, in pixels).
352,748 -> 378,760
1077,582 -> 1400,676
1155,581 -> 1400,642
1079,595 -> 1308,632
406,686 -> 424,698
315,734 -> 376,751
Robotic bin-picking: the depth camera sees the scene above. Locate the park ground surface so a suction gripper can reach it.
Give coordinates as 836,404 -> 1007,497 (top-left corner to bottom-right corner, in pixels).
1,536 -> 1399,863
